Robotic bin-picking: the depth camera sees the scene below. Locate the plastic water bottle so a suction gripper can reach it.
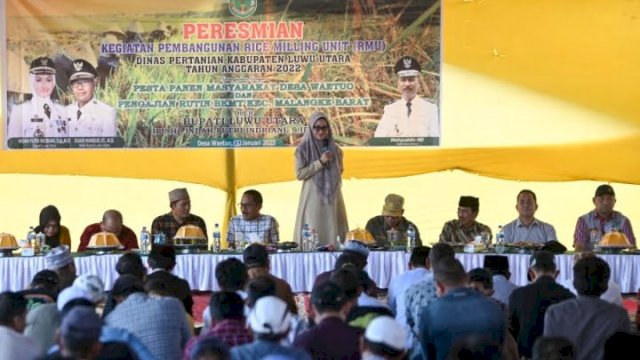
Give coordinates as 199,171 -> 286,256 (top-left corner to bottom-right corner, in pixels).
140,226 -> 150,254
212,223 -> 221,252
406,224 -> 416,253
27,226 -> 36,244
302,224 -> 311,251
495,225 -> 505,253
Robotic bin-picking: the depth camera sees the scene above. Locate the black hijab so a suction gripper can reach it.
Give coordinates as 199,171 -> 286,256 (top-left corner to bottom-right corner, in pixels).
34,205 -> 62,247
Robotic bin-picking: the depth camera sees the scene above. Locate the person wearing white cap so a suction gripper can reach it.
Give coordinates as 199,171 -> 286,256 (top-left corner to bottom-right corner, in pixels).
45,245 -> 77,291
65,58 -> 117,137
373,56 -> 439,138
231,296 -> 311,360
362,316 -> 407,360
7,56 -> 68,143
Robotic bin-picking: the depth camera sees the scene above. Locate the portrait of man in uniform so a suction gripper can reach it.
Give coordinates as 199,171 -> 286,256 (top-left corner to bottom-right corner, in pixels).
373,56 -> 440,138
66,59 -> 117,137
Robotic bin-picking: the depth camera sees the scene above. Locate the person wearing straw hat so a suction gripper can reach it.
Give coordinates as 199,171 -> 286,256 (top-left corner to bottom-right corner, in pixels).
365,193 -> 422,247
374,56 -> 439,138
7,56 -> 68,142
293,111 -> 349,247
148,22 -> 172,42
97,25 -> 126,88
66,59 -> 117,137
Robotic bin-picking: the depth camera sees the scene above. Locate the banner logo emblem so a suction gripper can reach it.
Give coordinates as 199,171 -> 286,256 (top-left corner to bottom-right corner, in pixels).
229,0 -> 257,18
73,61 -> 84,71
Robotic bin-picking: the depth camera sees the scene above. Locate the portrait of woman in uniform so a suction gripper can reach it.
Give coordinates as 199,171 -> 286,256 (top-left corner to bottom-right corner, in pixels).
6,57 -> 68,141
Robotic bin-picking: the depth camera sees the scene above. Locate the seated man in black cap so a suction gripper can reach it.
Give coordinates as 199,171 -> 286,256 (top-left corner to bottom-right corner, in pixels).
439,196 -> 492,244
66,58 -> 117,137
573,184 -> 636,251
483,255 -> 518,306
365,194 -> 422,247
373,56 -> 439,138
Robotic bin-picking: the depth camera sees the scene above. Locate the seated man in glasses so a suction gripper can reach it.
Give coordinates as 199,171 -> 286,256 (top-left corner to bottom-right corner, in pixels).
227,189 -> 279,249
66,59 -> 117,137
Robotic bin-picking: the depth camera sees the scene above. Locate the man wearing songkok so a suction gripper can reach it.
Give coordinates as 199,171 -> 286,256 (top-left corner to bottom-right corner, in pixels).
503,189 -> 557,244
227,189 -> 279,247
573,184 -> 636,251
374,56 -> 439,138
231,296 -> 311,360
404,243 -> 454,360
483,255 -> 518,306
66,59 -> 117,137
439,196 -> 492,244
544,256 -> 631,360
559,252 -> 623,306
293,281 -> 361,359
45,245 -> 77,291
508,251 -> 574,359
419,258 -> 505,360
361,316 -> 407,360
151,188 -> 208,241
0,292 -> 40,360
78,209 -> 138,251
365,194 -> 422,247
106,276 -> 191,360
387,246 -> 431,351
145,244 -> 194,315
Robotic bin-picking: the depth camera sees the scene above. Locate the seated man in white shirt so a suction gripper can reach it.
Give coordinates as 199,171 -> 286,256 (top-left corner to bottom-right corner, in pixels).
559,251 -> 623,306
227,189 -> 279,248
503,189 -> 557,244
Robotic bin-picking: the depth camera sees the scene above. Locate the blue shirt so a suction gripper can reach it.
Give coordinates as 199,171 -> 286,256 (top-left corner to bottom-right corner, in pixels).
491,275 -> 518,306
419,287 -> 506,360
387,268 -> 431,350
231,339 -> 311,360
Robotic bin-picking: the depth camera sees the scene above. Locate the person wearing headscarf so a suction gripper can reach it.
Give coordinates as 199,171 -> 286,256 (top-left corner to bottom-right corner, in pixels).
293,111 -> 348,246
34,205 -> 72,248
7,57 -> 68,143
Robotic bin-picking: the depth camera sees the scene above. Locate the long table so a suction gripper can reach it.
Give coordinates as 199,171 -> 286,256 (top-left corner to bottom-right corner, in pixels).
2,251 -> 639,293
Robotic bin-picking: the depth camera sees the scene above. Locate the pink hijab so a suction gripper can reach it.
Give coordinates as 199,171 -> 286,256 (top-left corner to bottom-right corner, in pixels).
295,111 -> 343,204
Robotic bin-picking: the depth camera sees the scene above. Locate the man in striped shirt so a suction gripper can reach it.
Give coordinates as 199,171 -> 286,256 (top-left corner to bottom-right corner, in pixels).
228,189 -> 279,248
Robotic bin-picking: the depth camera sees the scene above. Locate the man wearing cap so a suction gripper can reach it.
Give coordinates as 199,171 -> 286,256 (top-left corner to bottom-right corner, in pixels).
0,292 -> 41,360
362,316 -> 407,360
151,188 -> 208,241
573,184 -> 636,251
503,189 -> 557,244
227,189 -> 280,247
508,251 -> 574,359
78,210 -> 138,252
66,58 -> 117,137
365,194 -> 422,247
293,281 -> 361,359
45,245 -> 77,291
7,56 -> 67,141
483,255 -> 518,306
231,296 -> 311,360
439,196 -> 492,244
373,56 -> 439,138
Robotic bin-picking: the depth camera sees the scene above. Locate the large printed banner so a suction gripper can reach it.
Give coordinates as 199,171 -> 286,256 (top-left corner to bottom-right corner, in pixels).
3,0 -> 440,149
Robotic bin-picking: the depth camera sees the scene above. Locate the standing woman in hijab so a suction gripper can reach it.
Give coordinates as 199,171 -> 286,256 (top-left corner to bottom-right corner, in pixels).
7,57 -> 67,141
34,205 -> 72,248
293,111 -> 349,246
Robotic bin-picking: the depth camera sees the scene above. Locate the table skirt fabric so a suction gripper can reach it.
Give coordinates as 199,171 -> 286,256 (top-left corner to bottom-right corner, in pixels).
2,251 -> 639,293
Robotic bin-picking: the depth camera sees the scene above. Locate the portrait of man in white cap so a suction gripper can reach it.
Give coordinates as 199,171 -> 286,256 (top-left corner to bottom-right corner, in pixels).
65,59 -> 117,137
373,56 -> 440,139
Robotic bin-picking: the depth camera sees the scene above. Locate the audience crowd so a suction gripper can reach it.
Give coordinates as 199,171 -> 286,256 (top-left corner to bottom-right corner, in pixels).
1,241 -> 639,360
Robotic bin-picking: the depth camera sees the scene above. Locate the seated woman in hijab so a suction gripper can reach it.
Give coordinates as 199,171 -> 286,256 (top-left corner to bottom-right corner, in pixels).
35,205 -> 72,248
